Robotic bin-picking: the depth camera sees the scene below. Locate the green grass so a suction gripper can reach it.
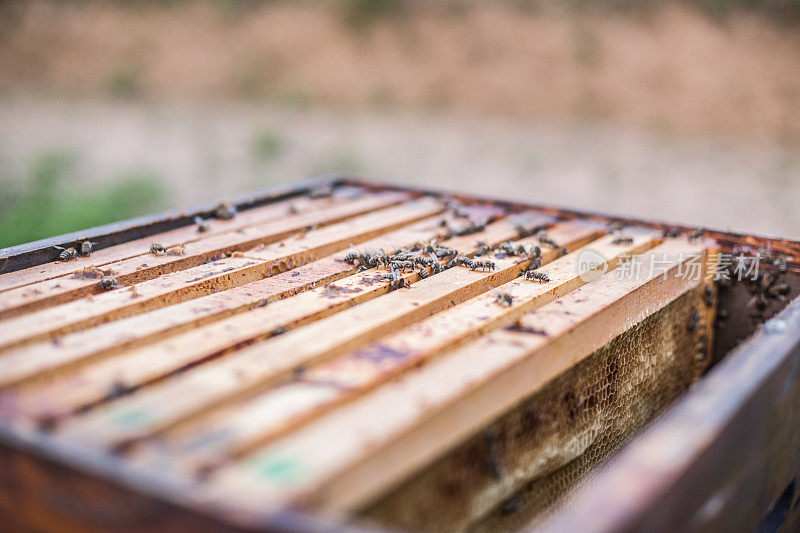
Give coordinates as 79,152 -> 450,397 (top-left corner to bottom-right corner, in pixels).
0,150 -> 168,248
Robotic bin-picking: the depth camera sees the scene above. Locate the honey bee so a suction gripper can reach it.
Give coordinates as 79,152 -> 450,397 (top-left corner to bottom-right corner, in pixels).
194,216 -> 211,233
611,236 -> 634,245
687,311 -> 701,332
309,184 -> 334,199
525,271 -> 550,282
149,243 -> 166,256
390,260 -> 415,272
688,228 -> 704,241
417,268 -> 429,279
54,246 -> 78,261
514,223 -> 548,239
213,201 -> 237,220
607,221 -> 625,233
471,259 -> 496,271
80,241 -> 97,256
474,245 -> 492,257
538,233 -> 560,249
663,228 -> 682,239
703,285 -> 714,307
494,291 -> 514,307
433,246 -> 458,259
451,220 -> 486,237
378,269 -> 406,290
527,257 -> 542,270
99,277 -> 119,291
429,254 -> 443,273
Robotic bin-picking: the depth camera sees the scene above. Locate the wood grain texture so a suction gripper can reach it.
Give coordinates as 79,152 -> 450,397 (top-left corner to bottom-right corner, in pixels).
0,213 -> 552,423
201,240 -> 705,516
0,191 -> 408,319
0,197 -> 440,351
55,221 -> 591,449
1,180 -> 769,533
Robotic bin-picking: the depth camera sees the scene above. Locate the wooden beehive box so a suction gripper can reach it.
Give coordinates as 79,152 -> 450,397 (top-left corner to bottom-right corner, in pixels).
0,177 -> 799,532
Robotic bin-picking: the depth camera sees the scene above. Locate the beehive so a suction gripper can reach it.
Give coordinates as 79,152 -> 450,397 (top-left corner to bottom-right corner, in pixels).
0,177 -> 798,532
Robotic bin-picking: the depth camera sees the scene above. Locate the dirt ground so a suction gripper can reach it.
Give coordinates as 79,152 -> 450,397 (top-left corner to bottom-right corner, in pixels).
2,1 -> 800,145
2,95 -> 798,240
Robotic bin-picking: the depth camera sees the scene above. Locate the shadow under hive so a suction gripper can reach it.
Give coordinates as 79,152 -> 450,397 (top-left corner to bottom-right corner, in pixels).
0,177 -> 796,533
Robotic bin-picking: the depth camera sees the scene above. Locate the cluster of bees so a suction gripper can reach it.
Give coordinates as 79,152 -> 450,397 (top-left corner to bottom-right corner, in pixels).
54,240 -> 97,261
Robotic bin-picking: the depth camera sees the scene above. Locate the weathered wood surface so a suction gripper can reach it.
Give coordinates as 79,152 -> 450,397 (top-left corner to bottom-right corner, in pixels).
0,182 -> 739,533
0,191 -> 409,319
199,240 -> 706,516
0,197 -> 441,350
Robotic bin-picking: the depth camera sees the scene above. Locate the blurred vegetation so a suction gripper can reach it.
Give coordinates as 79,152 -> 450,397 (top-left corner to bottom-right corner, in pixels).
251,127 -> 286,161
107,63 -> 143,99
0,151 -> 168,248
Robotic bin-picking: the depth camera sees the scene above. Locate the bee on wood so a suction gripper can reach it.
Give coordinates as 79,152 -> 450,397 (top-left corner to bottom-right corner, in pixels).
483,429 -> 503,481
444,256 -> 461,269
194,216 -> 211,233
663,228 -> 682,239
54,246 -> 78,262
527,257 -> 542,270
611,236 -> 634,245
494,291 -> 513,307
309,184 -> 334,199
429,254 -> 443,273
213,201 -> 237,220
451,221 -> 486,237
475,244 -> 494,257
417,268 -> 429,279
80,241 -> 97,256
434,246 -> 458,259
538,233 -> 560,249
514,223 -> 548,239
472,259 -> 496,271
525,271 -> 550,282
99,277 -> 119,291
166,244 -> 186,256
607,221 -> 625,233
687,311 -> 701,332
378,269 -> 406,290
703,285 -> 714,307
688,228 -> 704,241
343,251 -> 360,264
391,260 -> 414,272
149,243 -> 166,256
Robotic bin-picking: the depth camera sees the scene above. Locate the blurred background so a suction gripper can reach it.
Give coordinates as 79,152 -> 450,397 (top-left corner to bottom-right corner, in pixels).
1,0 -> 799,248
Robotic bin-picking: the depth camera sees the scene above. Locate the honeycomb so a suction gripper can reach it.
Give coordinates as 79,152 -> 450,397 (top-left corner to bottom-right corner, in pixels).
360,286 -> 711,532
